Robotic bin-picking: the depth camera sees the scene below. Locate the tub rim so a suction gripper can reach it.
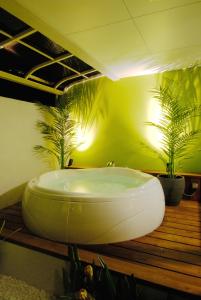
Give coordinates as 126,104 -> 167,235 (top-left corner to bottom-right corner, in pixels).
25,167 -> 161,202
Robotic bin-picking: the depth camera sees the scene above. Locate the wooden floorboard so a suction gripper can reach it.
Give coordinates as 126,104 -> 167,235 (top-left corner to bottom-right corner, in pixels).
162,221 -> 201,233
164,215 -> 200,227
157,225 -> 201,238
0,200 -> 201,296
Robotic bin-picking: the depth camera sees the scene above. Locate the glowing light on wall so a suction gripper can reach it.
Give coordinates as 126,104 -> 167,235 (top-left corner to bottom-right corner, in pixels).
147,98 -> 163,149
75,124 -> 96,151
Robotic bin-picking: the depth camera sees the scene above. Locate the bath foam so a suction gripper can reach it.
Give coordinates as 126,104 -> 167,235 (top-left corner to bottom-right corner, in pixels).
23,167 -> 165,244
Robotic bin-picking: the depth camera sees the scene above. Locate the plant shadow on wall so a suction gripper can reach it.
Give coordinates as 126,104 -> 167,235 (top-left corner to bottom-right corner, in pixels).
145,65 -> 201,206
34,78 -> 106,169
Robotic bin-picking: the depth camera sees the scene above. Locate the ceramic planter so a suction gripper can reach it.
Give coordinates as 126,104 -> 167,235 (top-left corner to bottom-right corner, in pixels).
157,174 -> 185,206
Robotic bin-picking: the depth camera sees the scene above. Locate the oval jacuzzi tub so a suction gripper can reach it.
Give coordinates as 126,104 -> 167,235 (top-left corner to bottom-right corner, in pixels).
23,167 -> 165,244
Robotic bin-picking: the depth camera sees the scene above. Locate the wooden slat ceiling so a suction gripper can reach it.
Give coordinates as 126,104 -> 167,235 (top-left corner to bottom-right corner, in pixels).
0,8 -> 102,95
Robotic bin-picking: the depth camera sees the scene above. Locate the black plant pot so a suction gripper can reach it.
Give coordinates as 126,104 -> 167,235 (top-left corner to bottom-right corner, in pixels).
157,174 -> 185,206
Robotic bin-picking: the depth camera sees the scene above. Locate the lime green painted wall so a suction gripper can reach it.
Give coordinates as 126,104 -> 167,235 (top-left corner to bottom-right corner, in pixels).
73,74 -> 201,173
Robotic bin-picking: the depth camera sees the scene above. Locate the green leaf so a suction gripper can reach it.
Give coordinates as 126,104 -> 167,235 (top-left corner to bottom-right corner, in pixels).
98,256 -> 116,299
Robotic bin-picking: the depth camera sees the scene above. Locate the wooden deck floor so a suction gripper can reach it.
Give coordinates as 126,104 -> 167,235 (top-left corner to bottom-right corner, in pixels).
0,200 -> 201,296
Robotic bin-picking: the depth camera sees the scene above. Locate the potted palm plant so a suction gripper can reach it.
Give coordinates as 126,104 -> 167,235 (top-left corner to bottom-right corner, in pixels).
34,96 -> 76,169
146,70 -> 201,205
34,79 -> 101,169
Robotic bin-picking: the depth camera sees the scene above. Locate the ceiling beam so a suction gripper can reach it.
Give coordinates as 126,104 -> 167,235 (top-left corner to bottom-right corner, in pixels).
0,28 -> 36,48
0,71 -> 63,95
25,53 -> 73,79
55,70 -> 100,88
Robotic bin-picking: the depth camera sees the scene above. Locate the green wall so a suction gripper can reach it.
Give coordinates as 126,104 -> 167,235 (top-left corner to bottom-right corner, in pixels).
73,73 -> 201,173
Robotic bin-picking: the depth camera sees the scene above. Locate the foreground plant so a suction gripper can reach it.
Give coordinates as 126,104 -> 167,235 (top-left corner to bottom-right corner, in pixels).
57,245 -> 137,300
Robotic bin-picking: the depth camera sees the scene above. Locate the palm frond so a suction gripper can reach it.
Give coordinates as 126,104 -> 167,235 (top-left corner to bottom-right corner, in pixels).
34,145 -> 59,160
60,79 -> 102,125
35,102 -> 59,120
36,121 -> 58,135
139,141 -> 167,166
147,65 -> 201,176
175,130 -> 201,158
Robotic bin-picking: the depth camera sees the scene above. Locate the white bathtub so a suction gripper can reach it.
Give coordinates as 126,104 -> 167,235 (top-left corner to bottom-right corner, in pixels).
22,168 -> 165,244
